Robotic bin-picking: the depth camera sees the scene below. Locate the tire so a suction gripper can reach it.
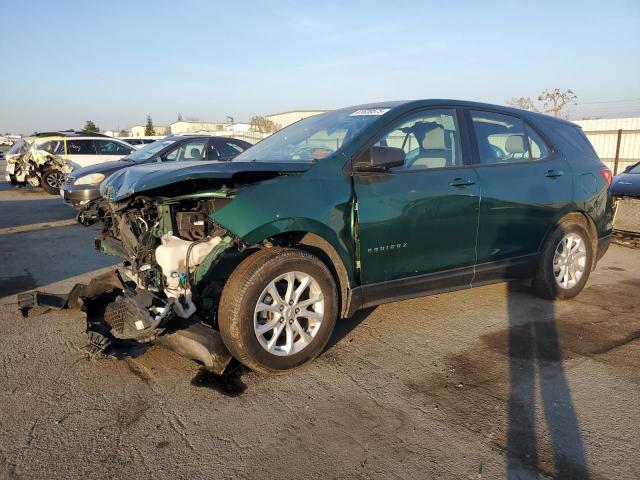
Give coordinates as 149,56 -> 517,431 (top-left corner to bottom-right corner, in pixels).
533,218 -> 593,300
41,168 -> 66,195
218,247 -> 337,374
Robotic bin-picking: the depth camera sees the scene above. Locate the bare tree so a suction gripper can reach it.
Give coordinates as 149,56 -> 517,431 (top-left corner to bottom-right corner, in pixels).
507,96 -> 539,112
250,116 -> 280,134
538,88 -> 577,117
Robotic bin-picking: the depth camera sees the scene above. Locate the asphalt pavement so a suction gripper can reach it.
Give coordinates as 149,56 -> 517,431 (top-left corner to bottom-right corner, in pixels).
0,172 -> 638,479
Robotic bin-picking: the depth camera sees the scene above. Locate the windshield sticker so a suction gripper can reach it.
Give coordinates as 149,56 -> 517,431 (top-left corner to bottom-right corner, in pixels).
350,108 -> 390,116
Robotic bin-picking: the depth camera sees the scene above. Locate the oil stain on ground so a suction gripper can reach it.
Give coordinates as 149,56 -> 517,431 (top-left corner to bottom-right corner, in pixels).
191,367 -> 247,397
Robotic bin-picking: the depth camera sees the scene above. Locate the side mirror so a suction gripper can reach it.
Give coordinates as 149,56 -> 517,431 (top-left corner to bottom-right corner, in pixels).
353,146 -> 405,172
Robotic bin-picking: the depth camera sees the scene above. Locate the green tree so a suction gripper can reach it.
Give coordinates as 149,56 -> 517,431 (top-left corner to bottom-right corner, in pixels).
83,120 -> 99,133
144,115 -> 155,136
249,116 -> 280,134
118,129 -> 129,137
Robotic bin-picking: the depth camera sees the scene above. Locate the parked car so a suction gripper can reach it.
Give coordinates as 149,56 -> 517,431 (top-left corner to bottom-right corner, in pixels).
5,131 -> 135,194
611,161 -> 640,233
122,137 -> 159,148
612,162 -> 640,197
23,100 -> 613,377
63,135 -> 251,208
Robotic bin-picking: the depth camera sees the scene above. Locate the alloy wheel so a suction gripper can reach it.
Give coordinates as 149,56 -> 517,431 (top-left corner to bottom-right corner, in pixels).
46,171 -> 65,189
553,232 -> 587,289
253,271 -> 324,356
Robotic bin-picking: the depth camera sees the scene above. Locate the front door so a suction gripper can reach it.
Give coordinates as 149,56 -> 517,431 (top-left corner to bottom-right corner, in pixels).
353,108 -> 480,287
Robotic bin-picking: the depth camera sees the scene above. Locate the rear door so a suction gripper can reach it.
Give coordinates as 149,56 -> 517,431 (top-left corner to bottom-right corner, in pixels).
353,107 -> 480,287
467,109 -> 572,281
65,139 -> 100,167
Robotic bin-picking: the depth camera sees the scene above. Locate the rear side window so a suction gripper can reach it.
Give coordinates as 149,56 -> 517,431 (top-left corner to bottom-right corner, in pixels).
527,127 -> 549,160
208,140 -> 246,160
97,140 -> 132,155
470,110 -> 550,164
541,120 -> 597,160
66,140 -> 97,155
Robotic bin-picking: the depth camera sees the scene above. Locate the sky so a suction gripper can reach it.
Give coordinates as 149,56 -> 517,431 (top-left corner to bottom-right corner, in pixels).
1,0 -> 639,134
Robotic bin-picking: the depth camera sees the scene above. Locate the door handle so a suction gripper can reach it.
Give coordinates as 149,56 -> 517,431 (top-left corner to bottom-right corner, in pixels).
544,169 -> 564,178
449,178 -> 476,187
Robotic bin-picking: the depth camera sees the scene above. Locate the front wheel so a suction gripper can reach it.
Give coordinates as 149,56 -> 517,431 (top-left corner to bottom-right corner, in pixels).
218,247 -> 337,374
41,168 -> 66,195
533,218 -> 593,300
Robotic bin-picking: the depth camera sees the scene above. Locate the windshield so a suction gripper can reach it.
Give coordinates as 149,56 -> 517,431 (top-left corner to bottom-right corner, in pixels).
126,138 -> 176,162
233,108 -> 389,162
628,163 -> 640,174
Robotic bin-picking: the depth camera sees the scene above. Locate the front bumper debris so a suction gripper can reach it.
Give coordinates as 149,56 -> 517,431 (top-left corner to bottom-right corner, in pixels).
17,269 -> 232,375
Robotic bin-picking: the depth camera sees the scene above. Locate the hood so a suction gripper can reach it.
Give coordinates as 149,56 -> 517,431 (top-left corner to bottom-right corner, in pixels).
612,173 -> 640,197
100,160 -> 314,201
69,159 -> 134,179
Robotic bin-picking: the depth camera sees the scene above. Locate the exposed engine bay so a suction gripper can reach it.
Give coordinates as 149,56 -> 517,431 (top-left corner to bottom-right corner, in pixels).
93,193 -> 237,315
20,189 -> 245,374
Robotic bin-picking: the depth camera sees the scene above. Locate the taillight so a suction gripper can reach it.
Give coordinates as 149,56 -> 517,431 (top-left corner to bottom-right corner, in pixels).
599,166 -> 612,186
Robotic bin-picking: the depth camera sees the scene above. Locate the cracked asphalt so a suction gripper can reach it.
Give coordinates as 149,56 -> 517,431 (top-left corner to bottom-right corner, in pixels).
0,170 -> 639,479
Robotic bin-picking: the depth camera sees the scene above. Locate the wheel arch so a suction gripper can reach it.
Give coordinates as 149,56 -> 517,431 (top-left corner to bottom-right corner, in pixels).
254,228 -> 353,319
540,209 -> 599,269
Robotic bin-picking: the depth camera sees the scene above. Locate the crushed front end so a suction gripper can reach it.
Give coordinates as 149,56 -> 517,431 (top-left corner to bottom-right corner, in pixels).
19,188 -> 242,374
18,159 -> 313,373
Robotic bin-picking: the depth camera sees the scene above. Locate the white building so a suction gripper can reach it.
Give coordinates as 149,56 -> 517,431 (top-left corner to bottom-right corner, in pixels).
265,110 -> 325,129
170,121 -> 231,134
129,125 -> 169,137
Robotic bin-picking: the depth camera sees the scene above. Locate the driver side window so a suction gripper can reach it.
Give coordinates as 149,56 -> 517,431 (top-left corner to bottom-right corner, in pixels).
375,109 -> 462,170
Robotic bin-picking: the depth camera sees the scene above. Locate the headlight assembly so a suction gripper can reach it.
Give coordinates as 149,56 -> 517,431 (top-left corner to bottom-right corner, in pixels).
75,173 -> 105,185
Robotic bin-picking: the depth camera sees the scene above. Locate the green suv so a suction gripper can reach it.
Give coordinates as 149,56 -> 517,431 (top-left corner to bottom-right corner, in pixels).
29,100 -> 614,375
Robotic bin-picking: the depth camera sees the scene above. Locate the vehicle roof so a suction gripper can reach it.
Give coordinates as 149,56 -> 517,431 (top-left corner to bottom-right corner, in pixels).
32,135 -> 132,143
342,99 -> 576,127
168,134 -> 250,142
32,130 -> 111,138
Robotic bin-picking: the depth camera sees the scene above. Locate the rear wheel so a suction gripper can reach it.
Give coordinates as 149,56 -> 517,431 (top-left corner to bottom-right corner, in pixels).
218,247 -> 337,374
533,218 -> 593,299
41,168 -> 65,195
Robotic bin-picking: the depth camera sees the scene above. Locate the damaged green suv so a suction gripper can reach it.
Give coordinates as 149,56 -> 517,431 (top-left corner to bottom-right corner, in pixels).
23,100 -> 614,375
